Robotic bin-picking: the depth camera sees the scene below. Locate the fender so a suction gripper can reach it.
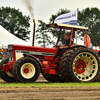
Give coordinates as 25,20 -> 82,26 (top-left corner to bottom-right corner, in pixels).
23,53 -> 43,74
69,45 -> 87,49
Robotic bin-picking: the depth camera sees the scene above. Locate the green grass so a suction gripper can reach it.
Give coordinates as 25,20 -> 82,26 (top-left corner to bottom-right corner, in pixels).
0,82 -> 100,87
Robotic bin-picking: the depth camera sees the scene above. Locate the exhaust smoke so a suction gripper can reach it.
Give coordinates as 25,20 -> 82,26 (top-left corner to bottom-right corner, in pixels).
21,0 -> 34,19
21,0 -> 35,46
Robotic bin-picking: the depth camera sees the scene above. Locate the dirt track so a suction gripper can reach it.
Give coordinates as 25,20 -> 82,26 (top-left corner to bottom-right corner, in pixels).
0,75 -> 100,100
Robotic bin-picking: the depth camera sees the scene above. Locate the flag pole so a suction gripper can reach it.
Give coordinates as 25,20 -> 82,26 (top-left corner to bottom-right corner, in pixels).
77,8 -> 79,25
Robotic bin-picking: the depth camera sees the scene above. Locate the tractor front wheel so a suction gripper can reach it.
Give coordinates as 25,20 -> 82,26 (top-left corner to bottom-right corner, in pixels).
12,57 -> 40,83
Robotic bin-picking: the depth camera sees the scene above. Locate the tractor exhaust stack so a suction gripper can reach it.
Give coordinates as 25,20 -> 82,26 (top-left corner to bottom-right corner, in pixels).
32,19 -> 36,46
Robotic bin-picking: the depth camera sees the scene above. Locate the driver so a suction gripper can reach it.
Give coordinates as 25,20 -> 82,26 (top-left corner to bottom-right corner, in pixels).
58,33 -> 70,59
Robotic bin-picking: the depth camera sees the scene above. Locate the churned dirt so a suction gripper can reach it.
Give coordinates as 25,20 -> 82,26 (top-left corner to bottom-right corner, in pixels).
0,76 -> 100,100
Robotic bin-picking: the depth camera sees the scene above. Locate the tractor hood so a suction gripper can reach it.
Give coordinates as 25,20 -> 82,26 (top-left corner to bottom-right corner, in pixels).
8,44 -> 58,57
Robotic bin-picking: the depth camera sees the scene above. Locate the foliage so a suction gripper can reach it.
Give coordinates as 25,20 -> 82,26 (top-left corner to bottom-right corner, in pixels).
49,8 -> 70,23
36,20 -> 53,47
36,7 -> 100,45
49,8 -> 71,44
0,6 -> 30,41
36,8 -> 70,46
78,7 -> 100,43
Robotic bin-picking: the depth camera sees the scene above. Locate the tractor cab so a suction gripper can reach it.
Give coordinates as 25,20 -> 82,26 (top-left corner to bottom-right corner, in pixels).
46,23 -> 88,48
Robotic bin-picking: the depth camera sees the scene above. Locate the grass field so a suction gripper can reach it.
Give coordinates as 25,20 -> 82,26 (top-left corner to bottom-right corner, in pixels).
0,82 -> 100,87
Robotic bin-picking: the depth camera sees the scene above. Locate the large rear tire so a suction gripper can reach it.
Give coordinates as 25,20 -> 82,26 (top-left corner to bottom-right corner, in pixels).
0,57 -> 16,82
12,57 -> 40,83
60,47 -> 100,82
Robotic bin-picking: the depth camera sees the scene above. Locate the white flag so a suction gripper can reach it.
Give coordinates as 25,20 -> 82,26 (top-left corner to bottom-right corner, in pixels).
54,9 -> 78,25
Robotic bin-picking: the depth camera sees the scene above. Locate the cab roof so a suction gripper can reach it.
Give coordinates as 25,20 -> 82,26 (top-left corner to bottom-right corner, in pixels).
46,23 -> 88,30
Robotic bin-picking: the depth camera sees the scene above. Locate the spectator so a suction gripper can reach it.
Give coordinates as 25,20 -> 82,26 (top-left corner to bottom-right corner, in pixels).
0,48 -> 3,59
2,49 -> 9,57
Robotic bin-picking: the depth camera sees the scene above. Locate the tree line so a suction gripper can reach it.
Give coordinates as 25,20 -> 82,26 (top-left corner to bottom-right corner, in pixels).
0,7 -> 100,46
0,6 -> 30,41
36,7 -> 100,47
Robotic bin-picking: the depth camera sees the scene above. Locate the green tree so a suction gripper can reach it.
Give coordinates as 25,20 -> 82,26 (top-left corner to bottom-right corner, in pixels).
49,8 -> 70,44
36,8 -> 70,47
36,20 -> 53,47
78,7 -> 100,43
36,7 -> 100,45
0,6 -> 30,41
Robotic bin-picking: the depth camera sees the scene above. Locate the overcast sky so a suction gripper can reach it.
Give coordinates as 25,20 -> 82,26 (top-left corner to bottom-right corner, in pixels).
0,0 -> 100,46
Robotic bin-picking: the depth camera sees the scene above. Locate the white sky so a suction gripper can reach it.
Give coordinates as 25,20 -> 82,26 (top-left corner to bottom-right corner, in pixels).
0,0 -> 100,46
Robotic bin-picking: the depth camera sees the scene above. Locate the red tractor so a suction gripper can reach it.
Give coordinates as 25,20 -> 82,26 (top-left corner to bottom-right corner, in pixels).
0,23 -> 100,83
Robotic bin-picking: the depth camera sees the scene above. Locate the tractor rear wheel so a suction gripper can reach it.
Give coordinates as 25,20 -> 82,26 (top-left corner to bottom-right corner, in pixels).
12,57 -> 40,83
0,57 -> 16,82
43,74 -> 64,82
60,47 -> 100,82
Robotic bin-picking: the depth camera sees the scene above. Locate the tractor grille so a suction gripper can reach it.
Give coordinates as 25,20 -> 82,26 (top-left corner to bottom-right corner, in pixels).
9,50 -> 13,61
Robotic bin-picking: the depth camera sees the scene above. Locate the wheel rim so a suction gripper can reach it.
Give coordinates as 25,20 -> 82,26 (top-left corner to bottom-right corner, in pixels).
20,63 -> 36,79
75,60 -> 86,74
73,52 -> 98,82
6,71 -> 13,77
